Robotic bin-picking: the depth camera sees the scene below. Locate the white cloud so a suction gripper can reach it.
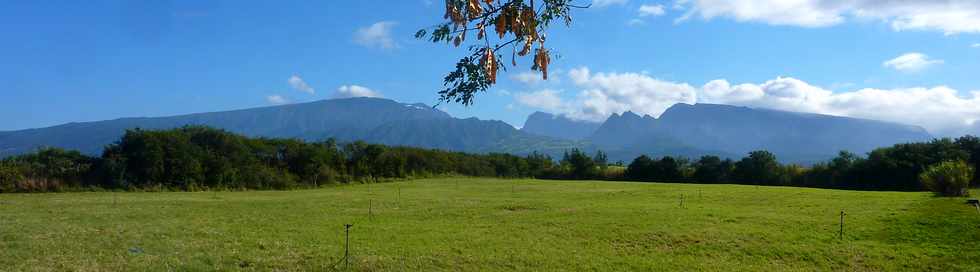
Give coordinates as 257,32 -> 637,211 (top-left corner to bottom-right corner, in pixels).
674,0 -> 980,34
514,89 -> 569,113
334,85 -> 383,98
288,75 -> 315,94
511,71 -> 544,85
639,4 -> 666,17
525,67 -> 697,122
266,95 -> 289,105
972,43 -> 980,48
627,18 -> 646,26
354,21 -> 398,49
699,77 -> 980,136
518,67 -> 980,136
593,0 -> 628,8
882,52 -> 943,72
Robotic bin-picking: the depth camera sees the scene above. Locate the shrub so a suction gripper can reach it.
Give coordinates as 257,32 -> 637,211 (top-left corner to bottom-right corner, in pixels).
0,162 -> 23,193
919,161 -> 974,197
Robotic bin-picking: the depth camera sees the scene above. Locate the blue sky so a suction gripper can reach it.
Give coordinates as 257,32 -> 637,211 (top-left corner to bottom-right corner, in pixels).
2,0 -> 979,136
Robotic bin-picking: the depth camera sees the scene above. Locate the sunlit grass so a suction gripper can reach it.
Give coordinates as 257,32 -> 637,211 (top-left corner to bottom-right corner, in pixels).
1,178 -> 978,271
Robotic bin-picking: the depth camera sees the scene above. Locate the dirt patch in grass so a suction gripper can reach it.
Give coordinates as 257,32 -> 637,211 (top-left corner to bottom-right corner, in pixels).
499,204 -> 535,212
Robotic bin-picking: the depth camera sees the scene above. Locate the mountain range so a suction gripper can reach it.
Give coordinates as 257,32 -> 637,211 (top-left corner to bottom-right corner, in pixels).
1,97 -> 934,163
521,104 -> 932,163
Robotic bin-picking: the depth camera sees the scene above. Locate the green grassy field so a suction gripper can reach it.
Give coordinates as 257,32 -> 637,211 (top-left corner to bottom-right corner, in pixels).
1,178 -> 978,271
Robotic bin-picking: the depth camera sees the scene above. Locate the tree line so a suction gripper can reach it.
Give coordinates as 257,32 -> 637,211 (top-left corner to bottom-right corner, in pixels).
0,126 -> 553,192
550,137 -> 979,192
1,126 -> 977,193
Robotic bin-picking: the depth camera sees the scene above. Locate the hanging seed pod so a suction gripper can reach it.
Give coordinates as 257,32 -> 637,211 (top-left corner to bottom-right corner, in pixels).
477,22 -> 486,40
532,47 -> 550,80
480,48 -> 498,84
467,0 -> 483,20
518,36 -> 533,56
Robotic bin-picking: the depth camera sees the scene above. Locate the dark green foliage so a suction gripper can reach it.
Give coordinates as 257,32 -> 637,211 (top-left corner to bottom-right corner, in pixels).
614,137 -> 980,191
693,156 -> 733,184
0,148 -> 94,192
626,155 -> 688,182
954,135 -> 980,186
0,161 -> 24,193
626,155 -> 655,181
0,126 -> 556,192
560,149 -> 598,179
5,125 -> 980,194
919,161 -> 974,197
733,151 -> 781,185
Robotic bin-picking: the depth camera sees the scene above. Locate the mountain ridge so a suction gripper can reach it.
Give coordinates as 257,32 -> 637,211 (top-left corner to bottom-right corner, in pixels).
1,99 -> 935,164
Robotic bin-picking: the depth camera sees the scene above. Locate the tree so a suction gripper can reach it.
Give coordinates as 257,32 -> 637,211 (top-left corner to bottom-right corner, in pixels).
693,155 -> 732,183
593,150 -> 608,169
733,150 -> 780,185
626,155 -> 656,181
920,161 -> 974,197
955,135 -> 980,186
416,0 -> 586,105
561,148 -> 596,179
652,156 -> 683,181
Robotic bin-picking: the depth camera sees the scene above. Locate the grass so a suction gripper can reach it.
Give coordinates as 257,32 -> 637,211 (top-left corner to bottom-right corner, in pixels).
1,178 -> 979,271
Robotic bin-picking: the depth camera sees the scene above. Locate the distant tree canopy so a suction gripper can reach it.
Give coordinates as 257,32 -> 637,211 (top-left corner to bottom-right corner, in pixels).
0,126 -> 554,193
560,149 -> 597,179
417,0 -> 585,105
2,126 -> 979,194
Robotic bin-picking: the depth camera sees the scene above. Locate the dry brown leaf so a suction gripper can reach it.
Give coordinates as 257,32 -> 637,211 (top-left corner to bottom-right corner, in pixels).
495,12 -> 508,38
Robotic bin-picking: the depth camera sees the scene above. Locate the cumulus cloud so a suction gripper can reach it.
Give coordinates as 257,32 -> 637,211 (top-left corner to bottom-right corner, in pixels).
882,53 -> 943,72
563,67 -> 698,121
511,71 -> 544,85
334,85 -> 383,98
516,67 -> 980,136
266,95 -> 289,105
354,21 -> 398,49
674,0 -> 980,34
639,4 -> 666,17
514,89 -> 569,113
593,0 -> 628,8
288,75 -> 315,94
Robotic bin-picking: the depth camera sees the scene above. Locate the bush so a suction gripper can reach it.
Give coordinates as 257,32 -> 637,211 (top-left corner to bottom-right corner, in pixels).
0,162 -> 23,193
919,161 -> 974,197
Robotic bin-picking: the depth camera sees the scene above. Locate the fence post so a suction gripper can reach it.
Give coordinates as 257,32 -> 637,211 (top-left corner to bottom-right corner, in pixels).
839,210 -> 846,240
344,224 -> 353,270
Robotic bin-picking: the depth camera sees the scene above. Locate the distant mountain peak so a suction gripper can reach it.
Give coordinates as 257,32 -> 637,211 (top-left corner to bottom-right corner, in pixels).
521,111 -> 600,140
621,111 -> 641,119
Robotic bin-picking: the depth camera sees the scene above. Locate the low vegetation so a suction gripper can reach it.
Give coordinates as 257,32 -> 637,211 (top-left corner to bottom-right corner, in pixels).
1,126 -> 979,194
920,161 -> 974,197
0,126 -> 549,192
1,178 -> 977,270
